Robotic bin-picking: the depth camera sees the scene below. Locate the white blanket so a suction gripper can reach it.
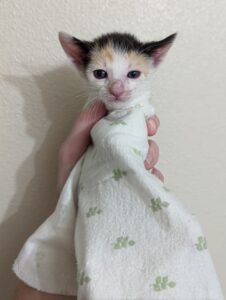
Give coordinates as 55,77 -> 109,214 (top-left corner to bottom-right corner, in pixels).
13,101 -> 224,299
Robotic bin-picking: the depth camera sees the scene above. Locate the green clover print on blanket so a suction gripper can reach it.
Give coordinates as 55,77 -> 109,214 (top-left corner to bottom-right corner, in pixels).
151,276 -> 176,292
149,197 -> 170,212
112,168 -> 127,181
113,236 -> 136,249
131,147 -> 142,157
86,207 -> 102,218
79,271 -> 90,286
110,120 -> 127,126
195,236 -> 208,251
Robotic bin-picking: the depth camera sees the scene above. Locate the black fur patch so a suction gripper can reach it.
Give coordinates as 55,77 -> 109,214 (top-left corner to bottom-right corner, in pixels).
93,32 -> 143,53
140,33 -> 176,56
72,32 -> 176,67
72,37 -> 94,67
93,32 -> 176,56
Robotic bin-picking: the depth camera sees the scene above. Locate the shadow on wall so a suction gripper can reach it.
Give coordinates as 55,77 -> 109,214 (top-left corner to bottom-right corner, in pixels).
1,65 -> 86,299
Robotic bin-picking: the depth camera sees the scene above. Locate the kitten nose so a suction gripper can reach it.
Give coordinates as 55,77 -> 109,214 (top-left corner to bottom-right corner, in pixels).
109,80 -> 124,98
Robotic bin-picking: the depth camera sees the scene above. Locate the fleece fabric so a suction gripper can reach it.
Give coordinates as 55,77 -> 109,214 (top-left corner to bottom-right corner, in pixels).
13,100 -> 224,300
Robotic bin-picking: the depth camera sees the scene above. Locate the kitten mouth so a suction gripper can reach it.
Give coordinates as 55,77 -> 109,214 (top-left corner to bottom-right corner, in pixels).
112,97 -> 123,101
110,97 -> 126,103
109,92 -> 130,102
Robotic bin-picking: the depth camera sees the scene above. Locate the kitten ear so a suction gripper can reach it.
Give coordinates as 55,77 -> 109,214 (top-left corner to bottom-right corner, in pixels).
58,32 -> 93,70
141,33 -> 177,67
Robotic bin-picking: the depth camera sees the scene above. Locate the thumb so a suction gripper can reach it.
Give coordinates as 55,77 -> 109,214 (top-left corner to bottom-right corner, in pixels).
57,101 -> 106,193
78,101 -> 107,129
66,100 -> 107,148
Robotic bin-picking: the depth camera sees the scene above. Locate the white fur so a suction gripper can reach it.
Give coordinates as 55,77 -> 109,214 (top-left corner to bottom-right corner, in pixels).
86,50 -> 154,111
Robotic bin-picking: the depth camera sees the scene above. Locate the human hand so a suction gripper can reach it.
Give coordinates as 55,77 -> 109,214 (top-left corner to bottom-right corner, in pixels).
58,101 -> 164,193
57,101 -> 107,193
145,114 -> 164,182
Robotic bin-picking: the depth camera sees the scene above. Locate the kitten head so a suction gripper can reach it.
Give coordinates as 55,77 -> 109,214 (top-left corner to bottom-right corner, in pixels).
59,31 -> 176,110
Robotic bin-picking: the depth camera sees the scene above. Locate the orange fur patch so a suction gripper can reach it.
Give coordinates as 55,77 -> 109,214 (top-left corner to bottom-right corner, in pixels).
90,45 -> 150,76
91,45 -> 113,65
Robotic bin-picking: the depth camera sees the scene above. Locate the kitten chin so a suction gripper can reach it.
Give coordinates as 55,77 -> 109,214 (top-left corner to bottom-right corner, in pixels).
87,91 -> 152,112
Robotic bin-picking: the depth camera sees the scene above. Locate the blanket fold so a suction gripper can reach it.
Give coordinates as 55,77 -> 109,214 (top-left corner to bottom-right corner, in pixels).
13,101 -> 224,300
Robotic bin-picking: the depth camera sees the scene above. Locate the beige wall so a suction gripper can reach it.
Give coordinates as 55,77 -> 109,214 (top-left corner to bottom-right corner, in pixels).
1,0 -> 226,298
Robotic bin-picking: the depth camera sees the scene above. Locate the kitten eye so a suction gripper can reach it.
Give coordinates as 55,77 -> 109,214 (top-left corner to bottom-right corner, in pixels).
93,69 -> 107,79
127,70 -> 141,79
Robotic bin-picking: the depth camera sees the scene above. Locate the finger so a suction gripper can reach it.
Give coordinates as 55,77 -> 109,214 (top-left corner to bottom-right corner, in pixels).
152,114 -> 160,128
61,101 -> 106,164
79,101 -> 107,127
58,101 -> 106,193
146,114 -> 160,136
144,140 -> 159,170
151,167 -> 164,182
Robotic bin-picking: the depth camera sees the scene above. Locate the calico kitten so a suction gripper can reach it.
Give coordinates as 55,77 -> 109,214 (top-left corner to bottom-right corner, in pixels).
59,31 -> 176,110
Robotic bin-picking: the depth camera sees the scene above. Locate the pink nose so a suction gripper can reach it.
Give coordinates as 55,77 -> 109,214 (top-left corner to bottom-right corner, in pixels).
109,81 -> 124,98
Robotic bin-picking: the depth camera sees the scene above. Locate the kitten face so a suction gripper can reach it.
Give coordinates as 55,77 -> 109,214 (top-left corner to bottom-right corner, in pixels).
86,45 -> 152,110
59,32 -> 176,110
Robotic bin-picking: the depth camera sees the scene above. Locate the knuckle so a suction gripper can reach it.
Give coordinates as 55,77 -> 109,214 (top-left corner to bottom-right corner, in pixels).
152,168 -> 164,182
150,140 -> 159,155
